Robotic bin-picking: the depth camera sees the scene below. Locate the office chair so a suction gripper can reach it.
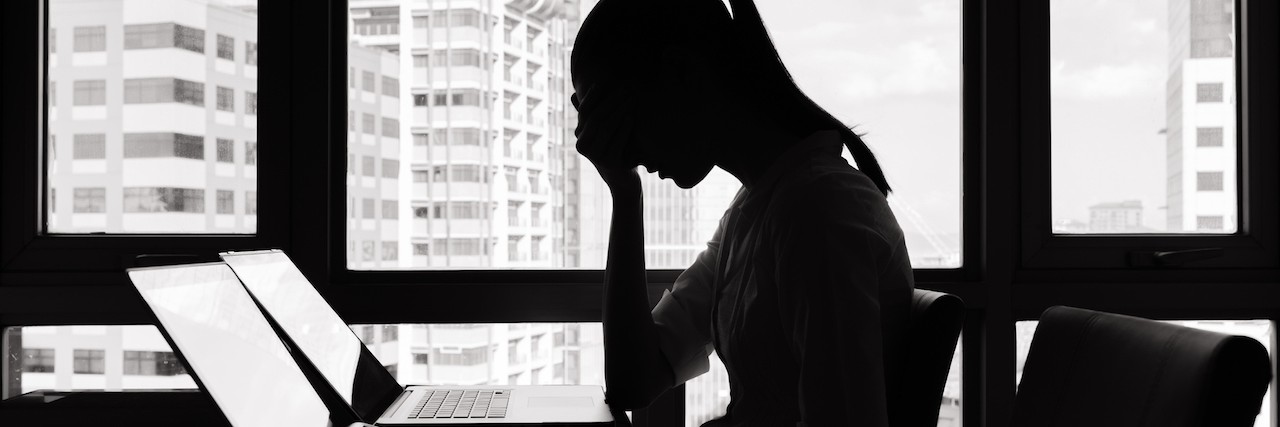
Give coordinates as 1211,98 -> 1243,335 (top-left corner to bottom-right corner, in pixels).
1013,306 -> 1272,427
888,289 -> 965,427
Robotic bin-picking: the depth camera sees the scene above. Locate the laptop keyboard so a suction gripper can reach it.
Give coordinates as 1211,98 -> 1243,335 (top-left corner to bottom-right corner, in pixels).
410,389 -> 510,419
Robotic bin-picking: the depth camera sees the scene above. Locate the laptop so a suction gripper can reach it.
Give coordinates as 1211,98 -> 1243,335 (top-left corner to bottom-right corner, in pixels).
220,249 -> 614,426
127,263 -> 337,427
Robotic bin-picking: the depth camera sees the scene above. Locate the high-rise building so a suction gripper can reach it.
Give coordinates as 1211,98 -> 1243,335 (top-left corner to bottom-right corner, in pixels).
1166,0 -> 1236,233
347,42 -> 405,269
47,0 -> 261,234
1087,200 -> 1145,233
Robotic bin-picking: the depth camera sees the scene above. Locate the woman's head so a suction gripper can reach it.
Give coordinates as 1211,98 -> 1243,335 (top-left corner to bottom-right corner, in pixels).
571,0 -> 892,194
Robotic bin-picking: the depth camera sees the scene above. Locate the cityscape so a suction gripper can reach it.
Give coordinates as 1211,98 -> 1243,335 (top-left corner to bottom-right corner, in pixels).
12,0 -> 1256,426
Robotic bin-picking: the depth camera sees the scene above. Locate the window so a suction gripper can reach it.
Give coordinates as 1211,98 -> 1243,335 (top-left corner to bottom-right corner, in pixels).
382,159 -> 399,179
381,241 -> 398,261
362,198 -> 376,218
72,80 -> 105,105
432,238 -> 484,256
216,87 -> 235,112
216,138 -> 234,163
382,200 -> 398,219
362,70 -> 376,93
1197,215 -> 1224,231
124,23 -> 205,53
381,117 -> 399,138
449,89 -> 483,106
72,134 -> 106,159
123,188 -> 204,213
362,241 -> 376,261
1050,0 -> 1237,235
123,351 -> 186,376
245,91 -> 257,115
1197,171 -> 1224,192
217,190 -> 235,214
21,349 -> 55,373
412,353 -> 430,365
72,188 -> 106,213
431,49 -> 483,67
123,133 -> 204,160
72,26 -> 105,52
362,113 -> 376,134
362,156 -> 376,177
216,34 -> 234,60
73,349 -> 105,374
381,76 -> 399,97
246,191 -> 257,214
1197,82 -> 1224,103
245,141 -> 257,165
246,41 -> 258,65
124,78 -> 205,106
413,94 -> 428,107
381,325 -> 398,342
1196,127 -> 1224,147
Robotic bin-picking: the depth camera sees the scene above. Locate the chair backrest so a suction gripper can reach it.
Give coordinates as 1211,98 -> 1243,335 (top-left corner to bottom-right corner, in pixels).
889,289 -> 965,427
1013,306 -> 1272,427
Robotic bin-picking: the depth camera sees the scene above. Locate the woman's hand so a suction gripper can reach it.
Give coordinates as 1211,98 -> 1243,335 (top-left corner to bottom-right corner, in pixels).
574,82 -> 643,199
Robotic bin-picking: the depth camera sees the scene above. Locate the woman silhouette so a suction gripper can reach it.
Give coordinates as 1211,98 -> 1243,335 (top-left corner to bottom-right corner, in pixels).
572,0 -> 914,425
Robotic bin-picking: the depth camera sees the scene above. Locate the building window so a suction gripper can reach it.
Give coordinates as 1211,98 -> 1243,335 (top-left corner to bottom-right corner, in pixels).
412,353 -> 429,365
123,133 -> 204,160
413,243 -> 430,256
362,70 -> 376,93
432,346 -> 489,366
245,91 -> 257,115
123,351 -> 186,376
1196,82 -> 1224,103
413,94 -> 428,107
381,325 -> 399,342
433,164 -> 485,183
216,86 -> 235,112
73,349 -> 105,374
381,241 -> 398,261
123,188 -> 205,213
382,200 -> 399,220
362,241 -> 376,261
73,188 -> 106,213
123,78 -> 205,106
381,159 -> 399,179
381,117 -> 399,138
21,349 -> 55,373
1197,215 -> 1225,231
363,198 -> 376,219
381,76 -> 399,97
1196,127 -> 1224,147
72,25 -> 106,52
246,191 -> 257,214
442,202 -> 488,219
216,138 -> 234,163
217,190 -> 235,214
362,113 -> 376,135
431,49 -> 483,67
124,23 -> 204,53
245,141 -> 257,165
72,134 -> 106,159
432,238 -> 484,256
245,41 -> 258,66
1197,171 -> 1225,192
72,80 -> 106,106
216,34 -> 234,60
450,89 -> 483,106
362,156 -> 376,177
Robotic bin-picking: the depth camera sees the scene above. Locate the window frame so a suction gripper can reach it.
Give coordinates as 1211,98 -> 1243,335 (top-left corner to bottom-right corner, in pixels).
9,0 -> 1280,426
1018,0 -> 1280,270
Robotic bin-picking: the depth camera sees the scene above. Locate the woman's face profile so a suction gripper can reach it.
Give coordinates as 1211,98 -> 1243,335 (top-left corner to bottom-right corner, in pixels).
570,61 -> 720,189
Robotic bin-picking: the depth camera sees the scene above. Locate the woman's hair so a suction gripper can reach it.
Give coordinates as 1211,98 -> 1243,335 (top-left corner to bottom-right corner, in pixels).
574,0 -> 892,195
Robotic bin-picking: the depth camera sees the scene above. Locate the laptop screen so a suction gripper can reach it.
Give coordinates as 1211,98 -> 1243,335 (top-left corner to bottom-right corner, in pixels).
128,263 -> 333,427
222,250 -> 403,421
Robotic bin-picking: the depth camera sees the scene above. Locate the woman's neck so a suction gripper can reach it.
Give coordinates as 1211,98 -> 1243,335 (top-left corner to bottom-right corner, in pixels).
716,119 -> 801,190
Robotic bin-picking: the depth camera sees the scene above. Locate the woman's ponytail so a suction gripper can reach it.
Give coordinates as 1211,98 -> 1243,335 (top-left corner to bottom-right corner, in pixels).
725,0 -> 892,196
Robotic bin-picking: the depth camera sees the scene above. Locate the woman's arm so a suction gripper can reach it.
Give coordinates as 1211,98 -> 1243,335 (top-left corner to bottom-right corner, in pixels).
600,168 -> 676,409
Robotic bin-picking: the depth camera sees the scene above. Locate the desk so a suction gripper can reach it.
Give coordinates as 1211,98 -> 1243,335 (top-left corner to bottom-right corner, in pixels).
0,389 -> 634,426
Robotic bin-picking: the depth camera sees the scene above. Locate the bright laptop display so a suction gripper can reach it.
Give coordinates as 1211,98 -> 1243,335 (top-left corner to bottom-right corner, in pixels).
128,263 -> 333,427
221,250 -> 402,421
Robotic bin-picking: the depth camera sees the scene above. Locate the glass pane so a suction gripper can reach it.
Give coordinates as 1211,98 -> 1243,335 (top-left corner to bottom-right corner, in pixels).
46,0 -> 259,234
1051,0 -> 1238,234
1016,320 -> 1272,427
686,340 -> 962,427
3,326 -> 196,399
350,323 -> 602,387
346,0 -> 961,270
